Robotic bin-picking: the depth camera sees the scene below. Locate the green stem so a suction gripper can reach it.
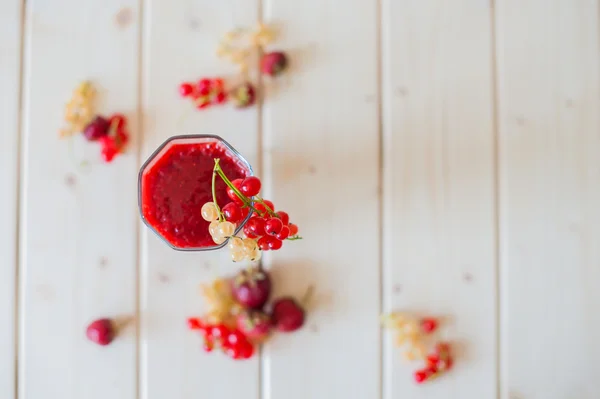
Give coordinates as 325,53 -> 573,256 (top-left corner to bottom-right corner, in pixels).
214,161 -> 261,214
211,159 -> 224,222
252,196 -> 278,217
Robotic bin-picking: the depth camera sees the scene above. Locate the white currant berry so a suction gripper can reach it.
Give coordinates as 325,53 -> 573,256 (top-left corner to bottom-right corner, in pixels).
201,202 -> 219,222
209,221 -> 220,238
218,221 -> 236,238
242,238 -> 257,255
230,247 -> 246,262
249,247 -> 262,261
228,236 -> 244,251
213,234 -> 227,245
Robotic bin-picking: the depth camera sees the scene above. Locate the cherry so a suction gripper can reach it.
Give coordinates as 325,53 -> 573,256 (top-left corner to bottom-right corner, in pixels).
83,116 -> 110,141
261,51 -> 288,76
187,318 -> 203,330
414,370 -> 428,384
179,82 -> 194,97
288,223 -> 299,236
264,218 -> 283,236
236,310 -> 272,339
86,318 -> 115,346
420,318 -> 438,334
227,179 -> 244,204
275,211 -> 289,225
230,267 -> 272,309
223,202 -> 244,224
275,226 -> 290,240
240,177 -> 261,197
213,78 -> 224,88
245,216 -> 266,236
267,237 -> 283,250
271,297 -> 306,332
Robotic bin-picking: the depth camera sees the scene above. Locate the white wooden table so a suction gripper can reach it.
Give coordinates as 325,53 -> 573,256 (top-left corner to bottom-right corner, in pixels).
2,0 -> 599,398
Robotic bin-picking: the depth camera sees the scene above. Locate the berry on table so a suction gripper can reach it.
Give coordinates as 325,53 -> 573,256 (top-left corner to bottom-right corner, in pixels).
240,176 -> 261,197
261,51 -> 288,76
271,297 -> 306,333
86,318 -> 116,346
230,82 -> 256,108
236,310 -> 272,339
231,267 -> 271,309
187,318 -> 203,330
420,317 -> 438,334
414,369 -> 428,384
179,82 -> 194,97
83,116 -> 110,141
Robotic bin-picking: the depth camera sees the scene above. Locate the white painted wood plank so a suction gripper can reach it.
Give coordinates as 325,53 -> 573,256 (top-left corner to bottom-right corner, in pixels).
496,1 -> 600,398
0,0 -> 22,397
19,1 -> 139,398
381,0 -> 497,397
140,1 -> 260,398
260,1 -> 380,398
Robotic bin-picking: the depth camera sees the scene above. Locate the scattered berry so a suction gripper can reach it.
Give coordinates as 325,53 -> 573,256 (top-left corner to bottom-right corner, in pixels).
187,318 -> 203,330
230,82 -> 256,108
271,297 -> 306,333
245,216 -> 266,237
261,51 -> 288,76
179,82 -> 194,97
420,318 -> 438,334
414,370 -> 428,384
236,310 -> 272,339
231,267 -> 271,309
86,318 -> 116,346
83,116 -> 110,141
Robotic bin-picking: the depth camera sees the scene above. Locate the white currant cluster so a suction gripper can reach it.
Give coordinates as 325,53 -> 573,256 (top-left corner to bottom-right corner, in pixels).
201,201 -> 261,262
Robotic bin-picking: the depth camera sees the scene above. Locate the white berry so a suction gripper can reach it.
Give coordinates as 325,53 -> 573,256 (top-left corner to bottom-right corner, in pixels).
201,202 -> 219,222
218,221 -> 236,238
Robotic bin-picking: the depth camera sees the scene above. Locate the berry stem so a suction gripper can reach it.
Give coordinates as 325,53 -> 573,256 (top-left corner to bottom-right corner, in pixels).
213,159 -> 261,214
211,160 -> 224,222
252,196 -> 278,217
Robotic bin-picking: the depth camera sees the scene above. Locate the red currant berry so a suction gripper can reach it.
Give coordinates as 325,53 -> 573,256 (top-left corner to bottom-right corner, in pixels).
275,226 -> 290,240
288,223 -> 299,236
197,100 -> 210,109
240,206 -> 250,220
257,236 -> 270,251
264,218 -> 283,236
425,364 -> 438,376
238,341 -> 255,359
255,200 -> 274,214
246,216 -> 266,236
227,179 -> 245,204
179,82 -> 194,97
226,330 -> 246,347
240,176 -> 262,197
198,78 -> 211,94
100,138 -> 118,163
225,346 -> 243,359
215,91 -> 227,104
426,354 -> 439,367
210,324 -> 229,339
109,113 -> 127,130
267,237 -> 283,250
223,202 -> 243,223
414,370 -> 428,384
213,78 -> 224,88
187,318 -> 203,330
420,318 -> 438,333
275,211 -> 289,225
243,223 -> 258,239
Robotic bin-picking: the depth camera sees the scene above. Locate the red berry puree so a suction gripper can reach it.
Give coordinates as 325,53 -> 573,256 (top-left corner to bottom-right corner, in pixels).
140,139 -> 249,249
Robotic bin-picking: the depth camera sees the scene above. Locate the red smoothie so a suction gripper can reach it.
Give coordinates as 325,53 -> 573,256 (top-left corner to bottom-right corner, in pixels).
139,136 -> 250,249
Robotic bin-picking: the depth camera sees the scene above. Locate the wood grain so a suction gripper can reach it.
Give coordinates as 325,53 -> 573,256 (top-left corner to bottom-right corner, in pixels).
496,1 -> 600,398
381,0 -> 497,397
0,0 -> 22,397
260,0 -> 381,398
18,1 -> 140,398
139,1 -> 260,398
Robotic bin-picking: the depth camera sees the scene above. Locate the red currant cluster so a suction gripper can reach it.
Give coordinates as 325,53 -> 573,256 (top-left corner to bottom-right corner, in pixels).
202,159 -> 301,262
382,313 -> 454,384
187,318 -> 255,360
414,342 -> 453,384
83,114 -> 130,163
188,267 -> 310,361
179,78 -> 228,109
